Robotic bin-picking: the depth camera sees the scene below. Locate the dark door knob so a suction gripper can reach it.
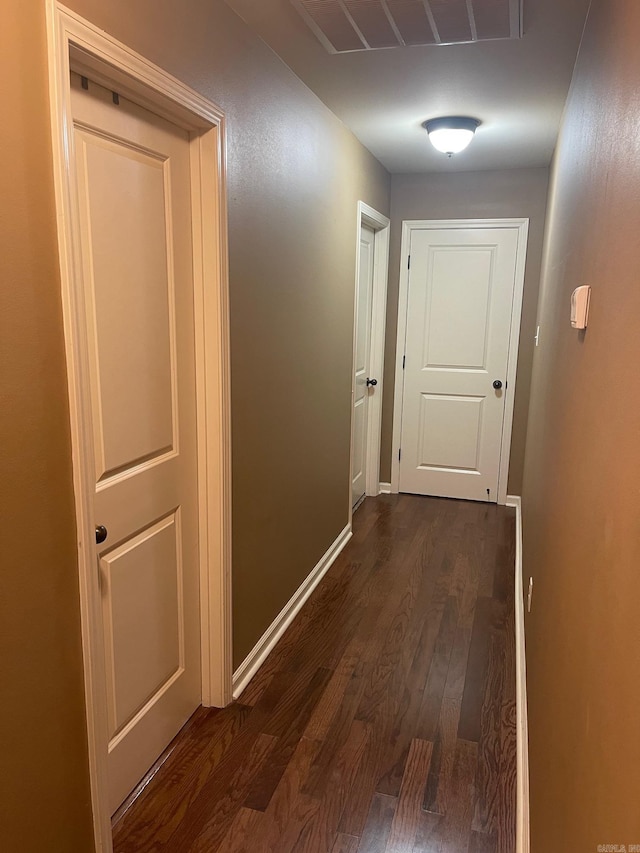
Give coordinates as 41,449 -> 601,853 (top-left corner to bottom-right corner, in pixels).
493,380 -> 503,390
95,525 -> 108,545
366,378 -> 378,387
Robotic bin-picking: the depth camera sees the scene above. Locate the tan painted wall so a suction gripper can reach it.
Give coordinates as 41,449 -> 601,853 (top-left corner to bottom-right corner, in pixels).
0,2 -> 95,850
1,9 -> 389,846
522,0 -> 640,848
380,168 -> 549,494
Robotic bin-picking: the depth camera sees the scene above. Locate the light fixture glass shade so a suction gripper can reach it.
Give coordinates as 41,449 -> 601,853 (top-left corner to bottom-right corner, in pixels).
423,117 -> 480,155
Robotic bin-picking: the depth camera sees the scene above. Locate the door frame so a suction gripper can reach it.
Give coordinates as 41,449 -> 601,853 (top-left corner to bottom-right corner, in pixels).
349,202 -> 390,519
46,4 -> 232,849
390,218 -> 529,505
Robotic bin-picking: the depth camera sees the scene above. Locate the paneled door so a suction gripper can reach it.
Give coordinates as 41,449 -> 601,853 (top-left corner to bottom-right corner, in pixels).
399,225 -> 523,502
71,73 -> 201,812
352,224 -> 376,507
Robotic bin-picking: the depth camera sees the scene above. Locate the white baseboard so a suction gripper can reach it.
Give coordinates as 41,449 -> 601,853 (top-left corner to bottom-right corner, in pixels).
232,523 -> 353,700
379,482 -> 392,494
507,495 -> 529,853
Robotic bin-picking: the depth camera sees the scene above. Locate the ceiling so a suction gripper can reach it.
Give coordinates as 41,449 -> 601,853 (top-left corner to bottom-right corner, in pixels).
223,0 -> 592,173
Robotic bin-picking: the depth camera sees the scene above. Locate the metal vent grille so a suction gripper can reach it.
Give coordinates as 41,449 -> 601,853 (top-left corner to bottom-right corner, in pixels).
291,0 -> 522,52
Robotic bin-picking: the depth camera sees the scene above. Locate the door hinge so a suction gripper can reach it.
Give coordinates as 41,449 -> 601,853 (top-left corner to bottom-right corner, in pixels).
402,355 -> 405,370
505,381 -> 508,390
407,255 -> 411,270
398,448 -> 402,462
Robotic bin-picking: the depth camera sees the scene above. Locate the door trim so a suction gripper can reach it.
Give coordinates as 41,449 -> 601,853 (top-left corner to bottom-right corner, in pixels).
349,202 -> 390,520
46,4 -> 232,849
390,218 -> 529,505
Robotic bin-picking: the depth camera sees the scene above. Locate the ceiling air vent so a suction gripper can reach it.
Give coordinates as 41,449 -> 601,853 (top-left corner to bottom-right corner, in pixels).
290,0 -> 523,53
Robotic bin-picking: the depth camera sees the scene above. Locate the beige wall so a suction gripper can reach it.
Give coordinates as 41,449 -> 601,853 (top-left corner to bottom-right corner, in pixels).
1,5 -> 389,846
380,168 -> 549,494
523,0 -> 640,848
0,2 -> 95,850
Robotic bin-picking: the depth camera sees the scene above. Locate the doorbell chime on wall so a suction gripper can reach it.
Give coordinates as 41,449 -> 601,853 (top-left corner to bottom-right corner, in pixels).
571,285 -> 591,330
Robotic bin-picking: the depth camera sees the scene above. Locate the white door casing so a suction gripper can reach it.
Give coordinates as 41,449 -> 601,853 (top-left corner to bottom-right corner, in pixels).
71,73 -> 202,812
352,224 -> 375,507
349,202 -> 390,517
46,4 -> 231,850
391,219 -> 528,504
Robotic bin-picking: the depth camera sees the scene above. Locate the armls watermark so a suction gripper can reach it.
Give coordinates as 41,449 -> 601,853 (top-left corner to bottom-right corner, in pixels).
597,846 -> 640,852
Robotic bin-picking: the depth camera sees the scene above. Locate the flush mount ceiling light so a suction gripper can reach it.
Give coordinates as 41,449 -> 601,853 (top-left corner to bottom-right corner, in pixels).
423,117 -> 481,156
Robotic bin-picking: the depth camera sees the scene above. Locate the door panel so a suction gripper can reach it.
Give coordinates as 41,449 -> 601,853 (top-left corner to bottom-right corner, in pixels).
71,73 -> 201,813
424,248 -> 493,369
417,393 -> 484,471
100,513 -> 183,737
352,224 -> 375,507
399,227 -> 520,501
78,132 -> 177,479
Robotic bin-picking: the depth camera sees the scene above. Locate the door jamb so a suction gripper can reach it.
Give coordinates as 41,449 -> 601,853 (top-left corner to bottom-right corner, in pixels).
46,4 -> 233,850
390,218 -> 529,505
349,202 -> 390,522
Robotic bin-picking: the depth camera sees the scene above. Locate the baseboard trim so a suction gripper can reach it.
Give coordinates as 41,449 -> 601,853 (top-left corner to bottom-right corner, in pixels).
379,482 -> 392,494
507,495 -> 529,853
232,523 -> 353,700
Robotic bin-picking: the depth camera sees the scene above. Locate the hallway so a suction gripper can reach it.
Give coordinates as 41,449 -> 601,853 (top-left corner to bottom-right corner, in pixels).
112,495 -> 516,852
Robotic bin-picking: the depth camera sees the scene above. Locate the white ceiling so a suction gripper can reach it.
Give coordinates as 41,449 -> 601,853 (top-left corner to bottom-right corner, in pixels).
223,0 -> 592,173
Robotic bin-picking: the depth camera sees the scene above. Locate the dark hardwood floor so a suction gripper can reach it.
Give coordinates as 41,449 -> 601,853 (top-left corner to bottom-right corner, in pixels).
112,495 -> 516,853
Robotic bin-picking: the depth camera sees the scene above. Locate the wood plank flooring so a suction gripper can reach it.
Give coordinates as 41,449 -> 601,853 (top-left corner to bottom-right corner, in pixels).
112,495 -> 517,853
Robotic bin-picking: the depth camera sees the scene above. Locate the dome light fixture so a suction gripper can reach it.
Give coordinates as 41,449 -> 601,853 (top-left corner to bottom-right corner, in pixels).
423,117 -> 481,157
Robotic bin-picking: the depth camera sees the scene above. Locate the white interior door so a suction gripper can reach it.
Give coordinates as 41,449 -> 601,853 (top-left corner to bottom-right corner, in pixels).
399,226 -> 521,502
352,224 -> 376,507
71,73 -> 201,813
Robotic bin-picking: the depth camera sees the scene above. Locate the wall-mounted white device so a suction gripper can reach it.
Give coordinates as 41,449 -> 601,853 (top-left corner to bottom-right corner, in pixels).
571,285 -> 591,330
